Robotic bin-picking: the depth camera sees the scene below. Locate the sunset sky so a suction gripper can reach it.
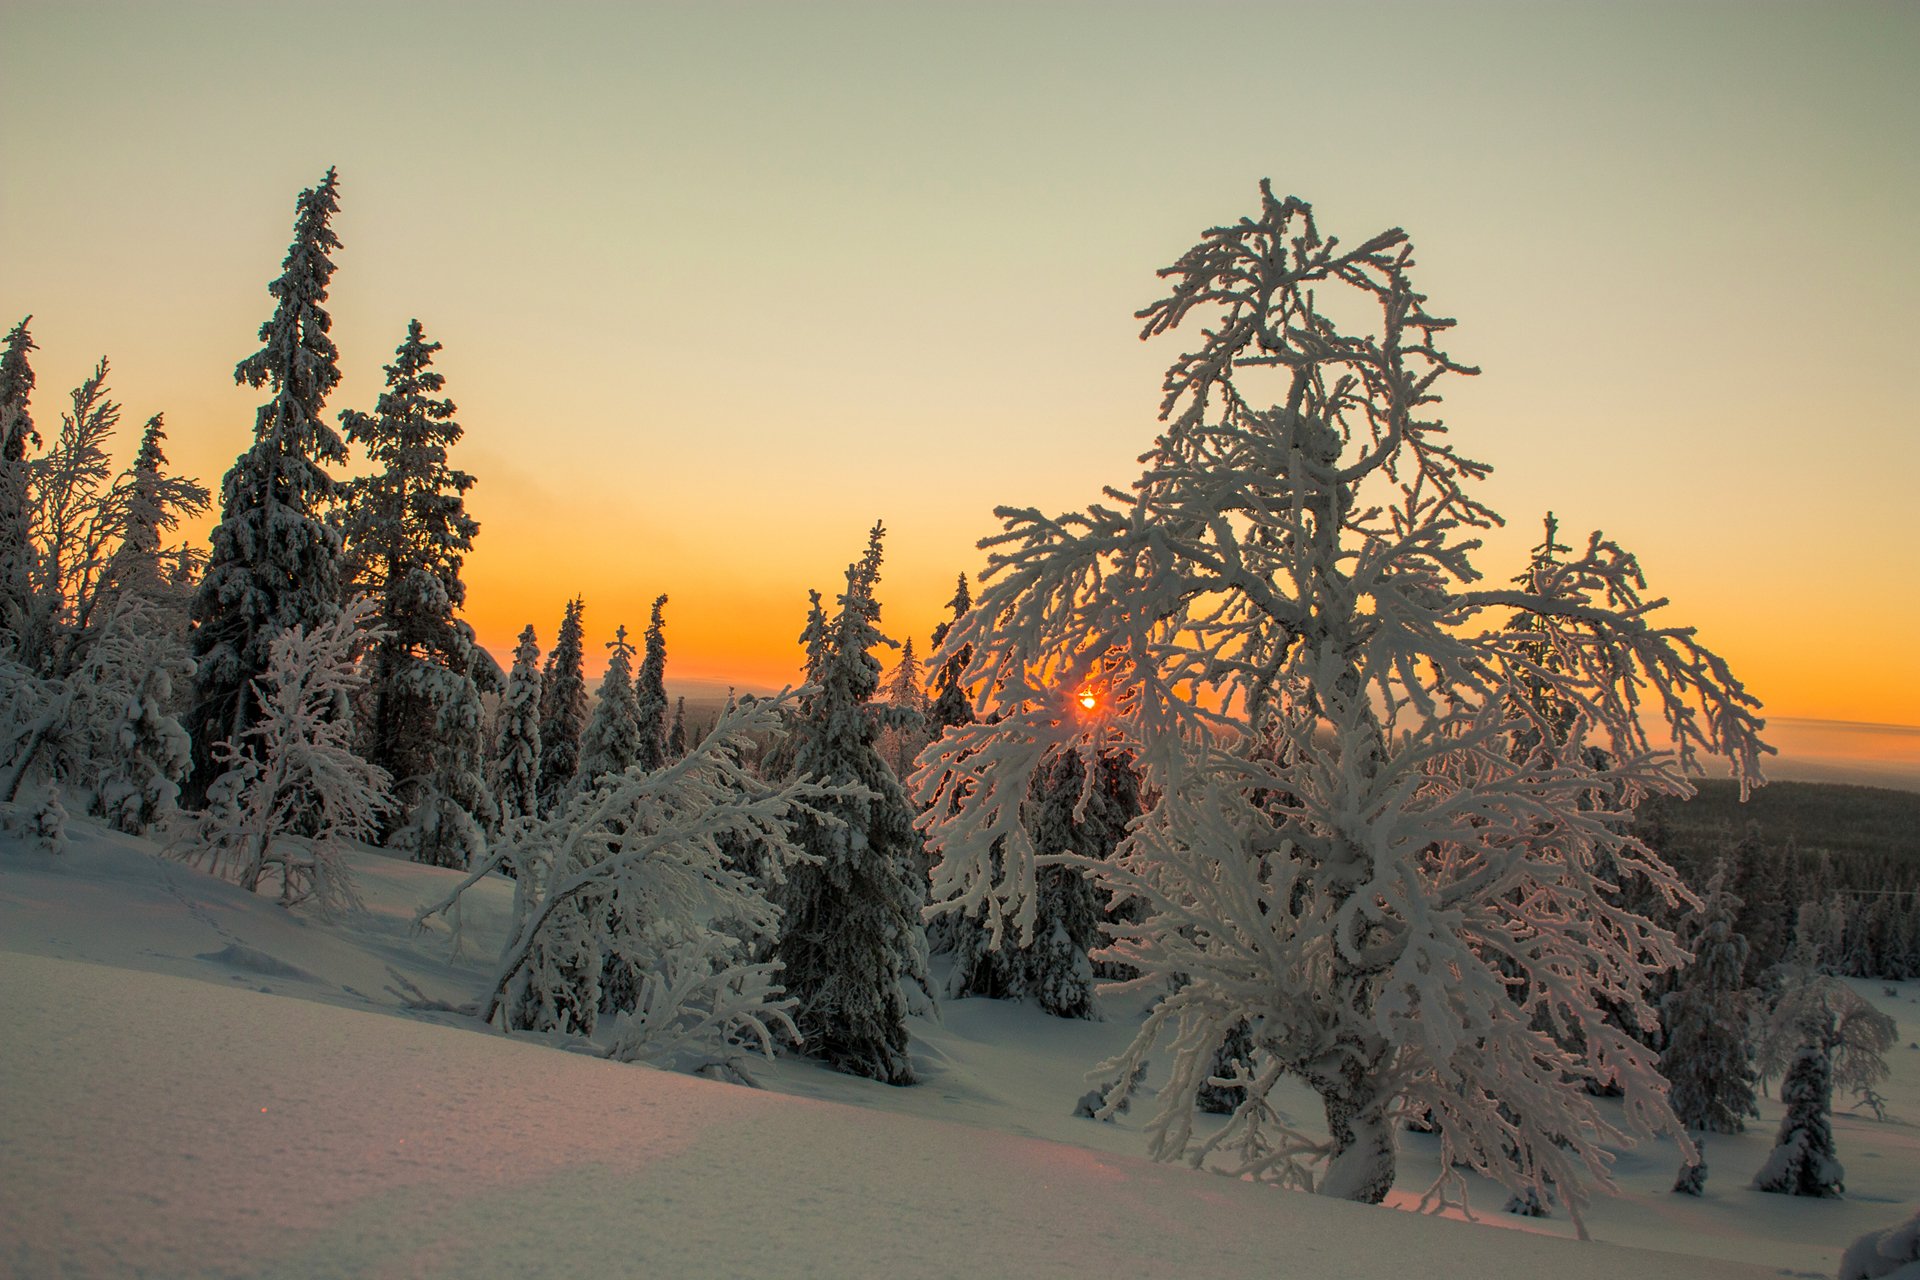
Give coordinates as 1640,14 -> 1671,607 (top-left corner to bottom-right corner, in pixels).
5,2 -> 1916,776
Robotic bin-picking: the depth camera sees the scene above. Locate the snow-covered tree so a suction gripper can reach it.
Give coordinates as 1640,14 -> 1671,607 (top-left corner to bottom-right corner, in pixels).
1661,860 -> 1758,1134
633,594 -> 671,774
336,318 -> 486,859
916,184 -> 1767,1226
927,573 -> 973,735
1754,1005 -> 1844,1197
537,596 -> 588,811
949,743 -> 1139,1019
491,624 -> 543,832
775,523 -> 931,1085
1840,1205 -> 1920,1280
0,316 -> 38,635
668,696 -> 687,760
416,693 -> 856,1079
1759,943 -> 1895,1112
187,169 -> 349,804
579,624 -> 640,785
172,599 -> 391,915
877,635 -> 931,779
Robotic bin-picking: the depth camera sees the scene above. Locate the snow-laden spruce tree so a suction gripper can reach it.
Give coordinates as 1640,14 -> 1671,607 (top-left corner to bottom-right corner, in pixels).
669,696 -> 687,760
876,634 -> 931,779
491,624 -> 543,833
1754,1004 -> 1845,1197
775,522 -> 932,1085
578,624 -> 641,784
537,596 -> 588,812
1661,859 -> 1758,1135
416,693 -> 855,1079
174,599 -> 391,914
949,741 -> 1141,1019
927,573 -> 973,736
337,318 -> 487,861
0,316 -> 39,635
187,169 -> 349,805
915,183 -> 1768,1225
633,594 -> 671,774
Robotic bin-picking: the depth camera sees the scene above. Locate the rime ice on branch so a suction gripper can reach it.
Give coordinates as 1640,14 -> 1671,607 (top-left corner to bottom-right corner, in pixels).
914,182 -> 1769,1228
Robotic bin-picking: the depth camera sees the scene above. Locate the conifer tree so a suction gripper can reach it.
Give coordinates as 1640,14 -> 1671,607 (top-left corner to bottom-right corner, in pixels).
927,573 -> 973,734
336,318 -> 483,853
1754,1007 -> 1845,1197
186,169 -> 349,805
1661,860 -> 1758,1135
668,695 -> 687,759
0,317 -> 40,635
578,624 -> 640,784
775,522 -> 930,1085
491,624 -> 543,835
538,596 -> 588,811
633,594 -> 670,773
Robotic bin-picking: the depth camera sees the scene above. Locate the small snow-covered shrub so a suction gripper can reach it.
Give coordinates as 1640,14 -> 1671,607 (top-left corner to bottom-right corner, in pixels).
1840,1206 -> 1920,1280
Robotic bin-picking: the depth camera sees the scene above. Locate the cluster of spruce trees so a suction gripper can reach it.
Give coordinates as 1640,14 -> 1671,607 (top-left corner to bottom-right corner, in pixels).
1634,808 -> 1898,1201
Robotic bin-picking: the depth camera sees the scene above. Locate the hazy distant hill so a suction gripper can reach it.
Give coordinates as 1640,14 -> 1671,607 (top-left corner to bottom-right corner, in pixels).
1647,778 -> 1920,862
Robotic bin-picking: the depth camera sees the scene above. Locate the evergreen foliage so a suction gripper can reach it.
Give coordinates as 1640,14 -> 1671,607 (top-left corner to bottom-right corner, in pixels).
578,624 -> 640,785
187,169 -> 349,804
0,316 -> 38,634
927,573 -> 973,734
336,317 -> 485,862
633,594 -> 671,773
775,523 -> 930,1085
668,696 -> 687,760
1753,1015 -> 1844,1197
491,624 -> 544,832
1661,861 -> 1758,1134
537,596 -> 588,811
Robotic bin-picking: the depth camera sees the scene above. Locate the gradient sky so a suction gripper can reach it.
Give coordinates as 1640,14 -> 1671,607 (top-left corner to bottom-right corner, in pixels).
5,3 -> 1916,755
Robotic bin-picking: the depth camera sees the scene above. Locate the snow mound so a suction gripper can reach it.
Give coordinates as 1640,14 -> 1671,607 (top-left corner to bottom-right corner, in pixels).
196,942 -> 322,983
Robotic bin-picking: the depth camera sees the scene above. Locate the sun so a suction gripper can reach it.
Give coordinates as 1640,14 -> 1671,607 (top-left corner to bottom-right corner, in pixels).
1077,688 -> 1098,712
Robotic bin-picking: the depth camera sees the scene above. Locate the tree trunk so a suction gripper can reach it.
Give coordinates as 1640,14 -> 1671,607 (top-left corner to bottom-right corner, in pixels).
1315,1050 -> 1397,1203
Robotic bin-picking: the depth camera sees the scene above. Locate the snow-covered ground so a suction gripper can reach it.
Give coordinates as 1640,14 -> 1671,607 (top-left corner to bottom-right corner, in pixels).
2,819 -> 1908,1278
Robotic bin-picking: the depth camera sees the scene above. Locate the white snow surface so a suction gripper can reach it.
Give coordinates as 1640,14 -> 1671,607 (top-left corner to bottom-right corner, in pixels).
2,818 -> 1911,1278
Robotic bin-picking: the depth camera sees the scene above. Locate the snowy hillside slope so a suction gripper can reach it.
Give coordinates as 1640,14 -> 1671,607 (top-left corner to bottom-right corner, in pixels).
0,818 -> 1905,1278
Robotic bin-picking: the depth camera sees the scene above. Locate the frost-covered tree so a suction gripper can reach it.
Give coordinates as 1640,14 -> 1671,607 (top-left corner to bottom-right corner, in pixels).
537,596 -> 588,811
187,169 -> 349,805
491,624 -> 543,832
1754,1005 -> 1844,1197
917,184 -> 1767,1225
1661,860 -> 1758,1134
416,693 -> 855,1079
336,318 -> 485,859
1758,942 -> 1895,1112
578,624 -> 640,784
173,599 -> 391,914
633,594 -> 671,774
876,635 -> 931,780
775,523 -> 931,1085
0,316 -> 39,634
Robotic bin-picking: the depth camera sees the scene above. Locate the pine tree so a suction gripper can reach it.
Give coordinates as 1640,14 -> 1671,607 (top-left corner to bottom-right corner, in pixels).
491,624 -> 543,836
0,317 -> 40,637
537,596 -> 588,811
186,169 -> 349,805
1754,1007 -> 1845,1197
877,634 -> 930,779
1661,860 -> 1758,1134
578,624 -> 640,784
774,522 -> 930,1085
336,318 -> 483,857
633,594 -> 670,773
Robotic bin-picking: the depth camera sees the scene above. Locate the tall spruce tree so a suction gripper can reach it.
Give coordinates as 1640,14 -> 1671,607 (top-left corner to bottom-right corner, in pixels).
1661,860 -> 1758,1136
775,522 -> 929,1085
668,695 -> 687,759
186,169 -> 349,805
578,623 -> 640,784
491,624 -> 543,834
337,319 -> 481,833
1754,1006 -> 1845,1197
537,596 -> 588,811
633,594 -> 670,773
0,317 -> 40,636
927,573 -> 973,734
